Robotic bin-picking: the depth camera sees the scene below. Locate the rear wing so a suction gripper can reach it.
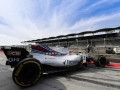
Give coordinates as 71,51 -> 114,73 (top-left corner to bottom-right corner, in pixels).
2,47 -> 29,68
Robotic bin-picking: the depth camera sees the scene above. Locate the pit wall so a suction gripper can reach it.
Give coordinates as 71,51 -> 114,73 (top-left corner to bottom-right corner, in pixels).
68,46 -> 120,59
68,46 -> 111,54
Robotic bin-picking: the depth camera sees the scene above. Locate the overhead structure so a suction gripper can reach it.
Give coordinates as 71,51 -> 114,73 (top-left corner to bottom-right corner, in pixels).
22,26 -> 120,44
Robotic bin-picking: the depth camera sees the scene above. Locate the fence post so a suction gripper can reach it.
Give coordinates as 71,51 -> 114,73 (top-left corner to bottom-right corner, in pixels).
104,38 -> 106,47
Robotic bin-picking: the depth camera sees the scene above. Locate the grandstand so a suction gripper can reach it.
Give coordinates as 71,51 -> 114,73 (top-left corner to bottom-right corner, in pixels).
22,26 -> 120,58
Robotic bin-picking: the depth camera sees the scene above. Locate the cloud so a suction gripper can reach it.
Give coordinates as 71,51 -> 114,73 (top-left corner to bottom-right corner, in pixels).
0,33 -> 18,45
0,0 -> 120,45
83,0 -> 120,13
69,12 -> 120,32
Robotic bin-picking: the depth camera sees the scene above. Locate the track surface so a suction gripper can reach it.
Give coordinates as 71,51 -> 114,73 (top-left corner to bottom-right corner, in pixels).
0,52 -> 120,90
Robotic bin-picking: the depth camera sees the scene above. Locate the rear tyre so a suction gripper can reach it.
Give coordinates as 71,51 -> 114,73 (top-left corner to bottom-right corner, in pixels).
12,58 -> 42,87
93,55 -> 107,68
106,59 -> 109,64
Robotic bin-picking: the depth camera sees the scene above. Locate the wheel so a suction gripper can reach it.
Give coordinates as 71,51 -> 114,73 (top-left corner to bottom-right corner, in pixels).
83,63 -> 88,67
106,59 -> 109,64
106,48 -> 113,54
93,55 -> 107,68
12,58 -> 42,87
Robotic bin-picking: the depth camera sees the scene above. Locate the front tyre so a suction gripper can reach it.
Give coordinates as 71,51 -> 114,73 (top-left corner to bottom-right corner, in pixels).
93,55 -> 107,68
12,58 -> 42,87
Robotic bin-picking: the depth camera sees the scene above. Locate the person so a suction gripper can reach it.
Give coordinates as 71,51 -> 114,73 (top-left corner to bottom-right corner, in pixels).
87,44 -> 91,53
56,44 -> 60,47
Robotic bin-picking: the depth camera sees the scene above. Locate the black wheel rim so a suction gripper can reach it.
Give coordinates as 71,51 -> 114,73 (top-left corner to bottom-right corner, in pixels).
16,64 -> 41,84
99,57 -> 106,66
22,66 -> 37,80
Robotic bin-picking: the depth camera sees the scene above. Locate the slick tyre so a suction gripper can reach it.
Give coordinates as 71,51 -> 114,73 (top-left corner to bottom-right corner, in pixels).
93,55 -> 107,68
12,58 -> 42,87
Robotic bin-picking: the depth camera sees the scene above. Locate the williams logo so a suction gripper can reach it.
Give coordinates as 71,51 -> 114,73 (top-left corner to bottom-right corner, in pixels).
63,60 -> 80,65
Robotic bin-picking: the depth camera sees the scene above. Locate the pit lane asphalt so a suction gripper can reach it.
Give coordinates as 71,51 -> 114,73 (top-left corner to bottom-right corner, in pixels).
0,52 -> 120,90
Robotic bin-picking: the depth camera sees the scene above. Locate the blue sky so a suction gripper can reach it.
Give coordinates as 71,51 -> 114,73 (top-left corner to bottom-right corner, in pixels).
0,0 -> 120,45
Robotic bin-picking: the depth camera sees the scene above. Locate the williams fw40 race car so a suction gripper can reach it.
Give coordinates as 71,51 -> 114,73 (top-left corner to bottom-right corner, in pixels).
2,45 -> 108,87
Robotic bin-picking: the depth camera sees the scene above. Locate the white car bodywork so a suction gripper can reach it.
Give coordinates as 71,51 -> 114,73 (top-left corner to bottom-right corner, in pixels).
31,45 -> 88,67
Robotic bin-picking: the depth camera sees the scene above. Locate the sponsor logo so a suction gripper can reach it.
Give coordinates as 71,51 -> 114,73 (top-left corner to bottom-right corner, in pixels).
63,60 -> 80,65
45,52 -> 67,56
45,52 -> 62,55
45,57 -> 55,59
7,51 -> 21,56
48,58 -> 55,59
8,57 -> 20,62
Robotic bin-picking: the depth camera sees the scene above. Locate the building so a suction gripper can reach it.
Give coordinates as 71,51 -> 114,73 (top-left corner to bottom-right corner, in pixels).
22,26 -> 120,54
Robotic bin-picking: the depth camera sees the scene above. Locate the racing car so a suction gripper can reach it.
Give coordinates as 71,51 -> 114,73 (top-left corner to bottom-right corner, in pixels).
2,45 -> 107,87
